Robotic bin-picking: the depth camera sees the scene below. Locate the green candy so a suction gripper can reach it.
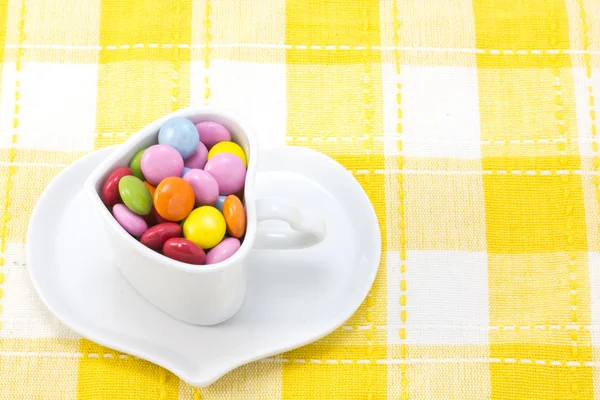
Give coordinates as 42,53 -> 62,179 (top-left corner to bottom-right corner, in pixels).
118,176 -> 152,215
129,149 -> 146,180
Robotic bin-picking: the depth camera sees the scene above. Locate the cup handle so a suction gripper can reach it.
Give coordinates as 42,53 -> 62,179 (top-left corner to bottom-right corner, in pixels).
253,198 -> 326,250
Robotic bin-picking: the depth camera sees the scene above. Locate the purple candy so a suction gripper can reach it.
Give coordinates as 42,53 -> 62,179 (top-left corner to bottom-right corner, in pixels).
183,169 -> 219,206
184,141 -> 208,169
140,144 -> 184,186
204,153 -> 246,195
206,237 -> 241,264
113,203 -> 148,237
196,121 -> 231,150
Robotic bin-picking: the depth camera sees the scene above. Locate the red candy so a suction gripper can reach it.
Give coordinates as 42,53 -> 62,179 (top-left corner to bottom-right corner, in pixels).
141,222 -> 182,250
101,167 -> 132,207
162,238 -> 206,265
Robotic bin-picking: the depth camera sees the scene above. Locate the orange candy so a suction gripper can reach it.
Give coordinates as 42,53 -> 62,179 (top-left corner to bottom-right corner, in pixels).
222,195 -> 246,238
143,181 -> 156,197
153,177 -> 195,222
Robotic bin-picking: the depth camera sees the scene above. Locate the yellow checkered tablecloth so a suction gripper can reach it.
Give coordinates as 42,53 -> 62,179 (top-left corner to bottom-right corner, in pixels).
1,0 -> 600,398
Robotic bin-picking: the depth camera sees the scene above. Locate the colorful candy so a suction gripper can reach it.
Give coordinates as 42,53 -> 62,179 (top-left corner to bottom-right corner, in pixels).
141,222 -> 182,250
158,117 -> 200,159
208,141 -> 247,167
183,169 -> 219,206
196,121 -> 231,149
154,177 -> 195,221
214,195 -> 226,212
222,195 -> 246,238
184,141 -> 208,169
118,175 -> 153,215
102,116 -> 249,265
113,204 -> 148,237
205,153 -> 246,195
163,238 -> 206,265
129,149 -> 146,180
141,144 -> 184,185
206,237 -> 241,264
102,167 -> 132,207
183,206 -> 226,249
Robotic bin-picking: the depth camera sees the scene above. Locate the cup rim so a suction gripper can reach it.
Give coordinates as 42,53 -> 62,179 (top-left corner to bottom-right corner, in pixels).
83,106 -> 258,274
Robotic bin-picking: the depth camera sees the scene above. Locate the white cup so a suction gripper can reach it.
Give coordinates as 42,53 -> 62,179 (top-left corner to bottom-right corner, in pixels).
84,107 -> 326,325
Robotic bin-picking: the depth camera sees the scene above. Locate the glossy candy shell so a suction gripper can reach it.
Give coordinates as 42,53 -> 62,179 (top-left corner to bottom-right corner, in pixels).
153,177 -> 195,221
112,204 -> 148,237
183,169 -> 219,206
141,145 -> 184,186
195,121 -> 231,150
129,149 -> 146,180
206,237 -> 241,264
118,175 -> 153,215
182,206 -> 226,249
184,141 -> 208,169
222,195 -> 246,238
163,238 -> 206,265
141,222 -> 182,250
204,153 -> 246,195
207,141 -> 247,167
158,117 -> 200,159
101,167 -> 132,207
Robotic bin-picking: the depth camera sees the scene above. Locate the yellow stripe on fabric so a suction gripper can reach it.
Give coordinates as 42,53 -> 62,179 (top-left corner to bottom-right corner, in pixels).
0,0 -> 25,333
94,0 -> 192,148
473,0 -> 572,68
283,1 -> 386,399
76,340 -> 179,400
475,1 -> 593,397
0,0 -> 8,330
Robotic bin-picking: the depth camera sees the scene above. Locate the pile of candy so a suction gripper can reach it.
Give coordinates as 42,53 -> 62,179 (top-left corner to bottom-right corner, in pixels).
101,117 -> 247,265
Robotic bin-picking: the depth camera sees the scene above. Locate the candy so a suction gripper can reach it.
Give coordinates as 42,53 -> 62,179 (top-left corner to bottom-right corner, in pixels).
183,206 -> 226,249
141,144 -> 184,186
222,195 -> 246,238
101,167 -> 132,207
129,149 -> 146,180
214,195 -> 226,212
102,117 -> 250,264
163,238 -> 206,265
113,204 -> 148,237
158,117 -> 200,159
205,153 -> 246,195
152,206 -> 169,224
208,141 -> 247,167
141,222 -> 182,250
183,169 -> 219,206
153,177 -> 195,221
118,175 -> 153,215
196,121 -> 231,150
184,141 -> 208,169
143,181 -> 156,197
206,237 -> 241,264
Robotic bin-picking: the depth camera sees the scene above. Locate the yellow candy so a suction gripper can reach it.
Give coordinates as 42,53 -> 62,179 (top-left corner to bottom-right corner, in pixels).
207,141 -> 247,167
183,206 -> 226,249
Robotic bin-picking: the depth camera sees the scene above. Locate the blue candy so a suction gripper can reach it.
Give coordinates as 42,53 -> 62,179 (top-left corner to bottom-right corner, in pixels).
158,117 -> 199,159
181,167 -> 190,177
214,195 -> 227,213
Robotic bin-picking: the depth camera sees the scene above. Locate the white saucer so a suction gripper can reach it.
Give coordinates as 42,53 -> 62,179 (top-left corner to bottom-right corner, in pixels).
26,145 -> 381,386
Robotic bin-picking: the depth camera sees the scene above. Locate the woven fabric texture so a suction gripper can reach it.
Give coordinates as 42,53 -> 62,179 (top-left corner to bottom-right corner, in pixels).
1,0 -> 600,398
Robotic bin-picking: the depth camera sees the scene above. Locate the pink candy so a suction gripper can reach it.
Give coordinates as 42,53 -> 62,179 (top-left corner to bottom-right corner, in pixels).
183,169 -> 219,206
184,141 -> 208,170
196,121 -> 231,150
113,203 -> 148,237
205,153 -> 246,195
141,145 -> 184,186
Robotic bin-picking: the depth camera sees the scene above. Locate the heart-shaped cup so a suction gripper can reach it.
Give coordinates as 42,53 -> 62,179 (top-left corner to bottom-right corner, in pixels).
84,107 -> 326,325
